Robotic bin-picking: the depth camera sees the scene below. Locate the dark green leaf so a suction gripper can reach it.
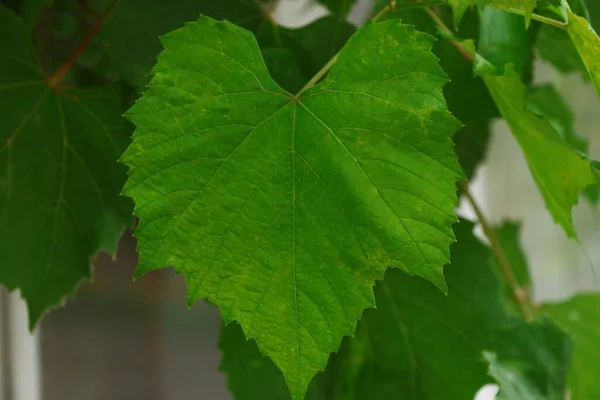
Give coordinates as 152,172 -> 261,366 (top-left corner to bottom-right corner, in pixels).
261,48 -> 306,93
544,294 -> 600,399
0,6 -> 133,326
485,319 -> 573,400
221,220 -> 573,400
483,65 -> 596,239
448,0 -> 536,26
327,220 -> 508,399
536,24 -> 587,78
527,85 -> 599,204
372,4 -> 499,178
565,6 -> 600,98
254,16 -> 356,82
95,0 -> 355,86
123,16 -> 462,398
478,7 -> 531,76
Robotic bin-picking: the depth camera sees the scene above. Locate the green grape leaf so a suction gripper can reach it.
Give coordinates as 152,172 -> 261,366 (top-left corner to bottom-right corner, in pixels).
0,6 -> 133,326
372,3 -> 498,178
536,0 -> 599,79
219,321 -> 330,400
123,16 -> 462,399
328,220 -> 509,399
544,294 -> 600,399
485,319 -> 573,400
526,85 -> 599,204
483,65 -> 595,239
220,220 -> 573,399
537,24 -> 587,77
446,0 -> 485,26
95,0 -> 355,86
566,7 -> 600,98
478,7 -> 531,76
527,85 -> 588,155
220,220 -> 506,400
432,7 -> 499,179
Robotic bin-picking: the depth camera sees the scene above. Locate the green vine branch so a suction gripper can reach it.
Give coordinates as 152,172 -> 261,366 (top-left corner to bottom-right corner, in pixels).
47,0 -> 121,89
458,181 -> 535,322
498,6 -> 568,29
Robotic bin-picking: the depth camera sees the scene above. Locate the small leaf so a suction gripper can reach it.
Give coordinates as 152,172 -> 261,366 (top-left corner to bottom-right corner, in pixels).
448,0 -> 536,26
544,294 -> 600,399
478,7 -> 531,76
123,16 -> 462,398
448,0 -> 486,26
485,319 -> 573,400
537,25 -> 587,78
526,85 -> 599,204
526,85 -> 588,154
565,7 -> 600,98
483,65 -> 596,239
0,6 -> 133,326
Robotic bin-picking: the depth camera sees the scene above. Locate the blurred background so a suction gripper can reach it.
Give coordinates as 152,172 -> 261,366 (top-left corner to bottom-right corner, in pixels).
1,0 -> 599,399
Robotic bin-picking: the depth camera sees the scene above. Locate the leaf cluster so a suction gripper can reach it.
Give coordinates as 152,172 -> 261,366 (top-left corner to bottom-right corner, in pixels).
1,0 -> 600,399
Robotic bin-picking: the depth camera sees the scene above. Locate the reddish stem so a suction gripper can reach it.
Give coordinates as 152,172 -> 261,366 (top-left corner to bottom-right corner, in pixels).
47,0 -> 121,89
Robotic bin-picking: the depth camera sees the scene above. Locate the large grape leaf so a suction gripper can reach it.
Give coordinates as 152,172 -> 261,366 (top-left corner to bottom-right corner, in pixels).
544,294 -> 600,399
372,2 -> 499,178
0,6 -> 133,326
219,220 -> 505,400
219,321 -> 330,400
94,0 -> 355,86
220,220 -> 573,400
123,16 -> 462,399
483,65 -> 596,239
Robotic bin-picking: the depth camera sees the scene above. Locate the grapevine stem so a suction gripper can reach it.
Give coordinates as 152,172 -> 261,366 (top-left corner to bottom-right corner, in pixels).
458,181 -> 535,322
422,7 -> 474,62
499,6 -> 568,29
47,0 -> 121,89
